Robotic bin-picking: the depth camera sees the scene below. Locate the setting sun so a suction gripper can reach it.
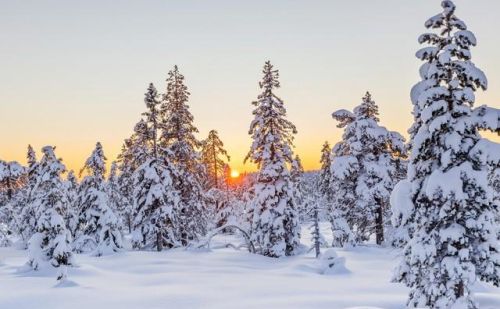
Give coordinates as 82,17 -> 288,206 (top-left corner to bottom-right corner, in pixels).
230,169 -> 240,178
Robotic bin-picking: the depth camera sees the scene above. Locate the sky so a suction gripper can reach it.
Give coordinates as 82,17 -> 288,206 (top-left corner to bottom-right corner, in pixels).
1,0 -> 499,174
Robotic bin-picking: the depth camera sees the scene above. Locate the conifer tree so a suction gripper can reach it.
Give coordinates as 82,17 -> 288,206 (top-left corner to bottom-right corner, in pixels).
0,160 -> 25,245
74,142 -> 122,255
392,2 -> 500,308
27,146 -> 73,281
64,170 -> 79,238
116,120 -> 151,233
159,66 -> 207,245
290,155 -> 307,220
201,130 -> 230,189
131,83 -> 180,251
329,137 -> 357,248
245,61 -> 300,257
331,92 -> 406,246
318,142 -> 333,203
106,162 -> 123,224
19,145 -> 41,244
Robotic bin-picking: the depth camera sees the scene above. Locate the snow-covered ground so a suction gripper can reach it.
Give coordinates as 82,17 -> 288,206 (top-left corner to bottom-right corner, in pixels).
0,224 -> 499,309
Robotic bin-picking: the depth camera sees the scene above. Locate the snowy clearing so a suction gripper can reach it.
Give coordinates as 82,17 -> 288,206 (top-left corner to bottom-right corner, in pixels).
1,225 -> 499,309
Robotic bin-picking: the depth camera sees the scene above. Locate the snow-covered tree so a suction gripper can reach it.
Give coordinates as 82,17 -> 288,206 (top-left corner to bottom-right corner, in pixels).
131,83 -> 180,251
0,160 -> 25,246
19,145 -> 41,244
245,61 -> 300,257
329,138 -> 356,248
309,199 -> 327,258
291,155 -> 308,220
392,2 -> 500,308
201,130 -> 230,189
63,170 -> 79,238
159,66 -> 207,245
331,92 -> 406,246
74,142 -> 122,255
27,146 -> 73,281
116,120 -> 151,233
106,162 -> 123,225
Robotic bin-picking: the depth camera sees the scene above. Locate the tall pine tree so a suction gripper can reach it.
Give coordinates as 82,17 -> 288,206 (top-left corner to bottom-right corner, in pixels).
159,66 -> 207,245
392,1 -> 500,308
201,130 -> 230,189
131,83 -> 180,251
245,61 -> 300,257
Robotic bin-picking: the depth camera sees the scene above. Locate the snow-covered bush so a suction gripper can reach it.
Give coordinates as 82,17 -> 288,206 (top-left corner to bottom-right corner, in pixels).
74,142 -> 123,255
26,146 -> 74,281
319,249 -> 349,275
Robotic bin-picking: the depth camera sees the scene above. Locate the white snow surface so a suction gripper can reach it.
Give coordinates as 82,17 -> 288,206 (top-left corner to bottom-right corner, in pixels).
0,224 -> 499,309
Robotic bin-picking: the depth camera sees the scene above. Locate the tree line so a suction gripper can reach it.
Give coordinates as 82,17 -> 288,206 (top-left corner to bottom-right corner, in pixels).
0,1 -> 499,308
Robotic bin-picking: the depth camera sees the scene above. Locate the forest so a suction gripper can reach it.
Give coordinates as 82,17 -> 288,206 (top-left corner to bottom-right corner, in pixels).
1,1 -> 500,309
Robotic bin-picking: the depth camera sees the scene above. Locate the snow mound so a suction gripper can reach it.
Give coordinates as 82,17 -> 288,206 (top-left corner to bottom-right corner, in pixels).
54,279 -> 79,288
319,249 -> 350,275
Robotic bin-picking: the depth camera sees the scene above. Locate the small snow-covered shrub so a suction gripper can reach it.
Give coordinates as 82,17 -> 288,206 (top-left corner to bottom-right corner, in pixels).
0,223 -> 12,247
319,249 -> 349,275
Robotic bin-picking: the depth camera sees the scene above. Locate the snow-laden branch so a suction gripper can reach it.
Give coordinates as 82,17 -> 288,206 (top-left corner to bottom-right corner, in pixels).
473,105 -> 500,135
194,224 -> 256,253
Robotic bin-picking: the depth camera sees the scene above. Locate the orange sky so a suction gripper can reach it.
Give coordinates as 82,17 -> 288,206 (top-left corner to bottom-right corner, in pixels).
0,1 -> 499,174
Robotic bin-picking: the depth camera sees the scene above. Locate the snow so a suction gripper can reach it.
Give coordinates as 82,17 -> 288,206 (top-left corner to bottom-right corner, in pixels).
1,224 -> 498,309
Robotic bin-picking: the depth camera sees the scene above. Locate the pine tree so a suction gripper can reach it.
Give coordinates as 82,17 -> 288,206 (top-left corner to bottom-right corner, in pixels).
245,61 -> 300,257
309,199 -> 326,258
290,155 -> 307,221
116,120 -> 151,233
19,145 -> 41,244
159,66 -> 207,245
329,137 -> 357,248
27,146 -> 73,281
331,92 -> 406,246
318,142 -> 333,203
64,170 -> 79,238
74,142 -> 122,255
201,130 -> 230,189
0,160 -> 25,245
106,162 -> 123,227
131,83 -> 180,251
392,2 -> 500,308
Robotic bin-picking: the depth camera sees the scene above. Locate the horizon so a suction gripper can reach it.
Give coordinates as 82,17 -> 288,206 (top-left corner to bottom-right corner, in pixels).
1,0 -> 499,174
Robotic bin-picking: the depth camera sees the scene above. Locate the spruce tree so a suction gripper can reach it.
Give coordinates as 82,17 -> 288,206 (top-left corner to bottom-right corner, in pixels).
0,160 -> 25,245
201,130 -> 230,189
290,155 -> 307,221
159,66 -> 207,245
19,145 -> 40,244
131,83 -> 180,251
329,137 -> 356,248
64,170 -> 79,238
116,120 -> 151,233
106,162 -> 123,227
245,61 -> 300,257
74,142 -> 122,255
27,146 -> 73,281
392,1 -> 500,308
331,92 -> 406,246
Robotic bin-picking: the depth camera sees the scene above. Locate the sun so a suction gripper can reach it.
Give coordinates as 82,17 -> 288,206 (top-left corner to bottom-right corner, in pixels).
230,169 -> 240,178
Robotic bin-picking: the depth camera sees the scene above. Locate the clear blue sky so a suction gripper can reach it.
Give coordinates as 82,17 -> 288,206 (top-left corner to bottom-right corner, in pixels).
1,0 -> 499,172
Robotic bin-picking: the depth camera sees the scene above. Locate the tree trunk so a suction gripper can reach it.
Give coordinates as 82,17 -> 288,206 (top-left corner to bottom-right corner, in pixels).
314,208 -> 321,258
156,232 -> 163,252
375,199 -> 384,245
